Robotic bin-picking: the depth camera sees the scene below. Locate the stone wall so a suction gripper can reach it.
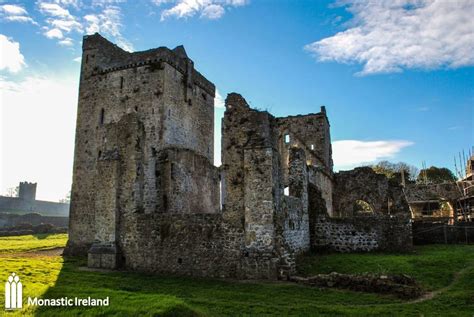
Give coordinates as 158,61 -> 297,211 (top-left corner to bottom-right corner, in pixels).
0,196 -> 69,217
308,166 -> 333,216
220,93 -> 311,278
158,148 -> 220,214
333,167 -> 409,217
276,108 -> 333,172
313,215 -> 412,252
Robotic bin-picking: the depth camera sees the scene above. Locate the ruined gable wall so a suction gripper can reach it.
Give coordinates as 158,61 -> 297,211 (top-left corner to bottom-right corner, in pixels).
333,167 -> 410,217
221,93 -> 312,278
276,111 -> 334,217
277,110 -> 333,173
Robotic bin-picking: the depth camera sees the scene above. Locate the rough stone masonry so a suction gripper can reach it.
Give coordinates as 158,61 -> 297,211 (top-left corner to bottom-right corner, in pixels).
65,34 -> 412,279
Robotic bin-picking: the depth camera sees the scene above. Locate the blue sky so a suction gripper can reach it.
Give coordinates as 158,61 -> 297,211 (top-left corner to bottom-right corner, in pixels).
0,0 -> 473,201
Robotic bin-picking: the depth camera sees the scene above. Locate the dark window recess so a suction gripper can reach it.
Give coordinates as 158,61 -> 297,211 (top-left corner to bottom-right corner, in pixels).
98,151 -> 102,159
85,55 -> 89,64
120,77 -> 124,89
99,108 -> 105,125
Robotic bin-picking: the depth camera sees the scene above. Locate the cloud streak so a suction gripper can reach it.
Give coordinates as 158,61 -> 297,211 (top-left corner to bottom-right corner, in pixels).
332,139 -> 414,169
305,0 -> 474,75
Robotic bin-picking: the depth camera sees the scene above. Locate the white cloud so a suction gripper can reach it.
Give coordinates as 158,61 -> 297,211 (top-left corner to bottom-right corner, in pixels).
92,0 -> 127,6
73,56 -> 82,62
0,34 -> 26,73
52,0 -> 81,8
201,4 -> 224,19
0,4 -> 37,24
59,37 -> 74,46
305,0 -> 474,75
0,75 -> 78,201
158,0 -> 248,21
38,1 -> 83,40
332,139 -> 413,169
84,6 -> 133,51
4,16 -> 36,23
45,28 -> 64,39
214,89 -> 225,108
1,4 -> 27,15
38,2 -> 71,17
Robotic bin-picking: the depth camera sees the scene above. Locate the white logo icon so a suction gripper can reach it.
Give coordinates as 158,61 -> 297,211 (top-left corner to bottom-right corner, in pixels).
5,273 -> 22,310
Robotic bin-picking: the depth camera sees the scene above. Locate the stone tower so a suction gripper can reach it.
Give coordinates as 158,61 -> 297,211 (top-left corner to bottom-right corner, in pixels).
65,34 -> 218,268
18,182 -> 37,201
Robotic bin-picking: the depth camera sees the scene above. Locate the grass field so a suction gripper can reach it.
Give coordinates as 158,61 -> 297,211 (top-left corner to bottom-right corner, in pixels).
0,234 -> 473,316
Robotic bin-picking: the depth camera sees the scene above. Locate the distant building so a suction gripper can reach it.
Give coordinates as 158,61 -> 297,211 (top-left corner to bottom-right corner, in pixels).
0,182 -> 69,217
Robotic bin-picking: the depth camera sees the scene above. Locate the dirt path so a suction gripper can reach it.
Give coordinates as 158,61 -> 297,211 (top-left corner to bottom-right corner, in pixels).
0,247 -> 64,258
404,263 -> 473,305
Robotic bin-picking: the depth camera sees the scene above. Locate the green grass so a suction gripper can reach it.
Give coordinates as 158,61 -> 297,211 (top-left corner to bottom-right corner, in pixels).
0,235 -> 473,316
298,245 -> 474,290
0,234 -> 68,254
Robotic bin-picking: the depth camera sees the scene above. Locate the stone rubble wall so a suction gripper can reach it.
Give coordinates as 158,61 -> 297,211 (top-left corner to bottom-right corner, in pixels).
313,215 -> 412,252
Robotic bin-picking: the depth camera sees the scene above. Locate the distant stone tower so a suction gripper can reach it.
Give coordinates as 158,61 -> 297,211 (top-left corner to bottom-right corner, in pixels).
18,182 -> 36,201
65,34 -> 218,267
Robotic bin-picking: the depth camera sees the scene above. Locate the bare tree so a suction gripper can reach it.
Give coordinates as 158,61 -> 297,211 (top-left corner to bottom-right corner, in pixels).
5,186 -> 19,197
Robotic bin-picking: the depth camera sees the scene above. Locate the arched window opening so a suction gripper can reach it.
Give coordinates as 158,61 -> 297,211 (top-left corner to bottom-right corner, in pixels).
353,200 -> 374,214
284,134 -> 290,144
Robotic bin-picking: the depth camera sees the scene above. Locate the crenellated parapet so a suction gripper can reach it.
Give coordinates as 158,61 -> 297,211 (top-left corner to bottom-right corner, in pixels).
81,33 -> 215,96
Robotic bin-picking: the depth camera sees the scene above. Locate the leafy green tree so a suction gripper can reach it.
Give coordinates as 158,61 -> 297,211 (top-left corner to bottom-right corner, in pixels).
371,161 -> 419,182
417,166 -> 456,184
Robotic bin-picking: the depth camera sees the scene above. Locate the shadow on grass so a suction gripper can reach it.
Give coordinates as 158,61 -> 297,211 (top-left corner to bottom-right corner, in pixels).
32,255 -> 405,317
34,256 -> 201,317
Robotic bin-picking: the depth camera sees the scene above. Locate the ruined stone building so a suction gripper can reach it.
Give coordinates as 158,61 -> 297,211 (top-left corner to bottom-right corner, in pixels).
65,34 -> 412,279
